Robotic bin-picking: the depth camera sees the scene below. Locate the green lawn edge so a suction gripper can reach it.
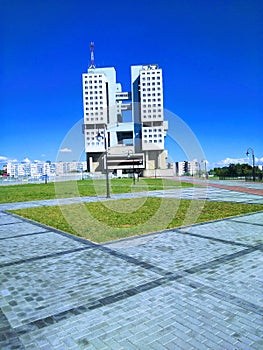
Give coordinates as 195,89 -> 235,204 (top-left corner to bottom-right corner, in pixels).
8,197 -> 263,243
0,178 -> 194,204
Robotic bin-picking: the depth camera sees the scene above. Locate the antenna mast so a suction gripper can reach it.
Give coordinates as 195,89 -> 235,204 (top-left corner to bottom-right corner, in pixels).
89,42 -> 95,69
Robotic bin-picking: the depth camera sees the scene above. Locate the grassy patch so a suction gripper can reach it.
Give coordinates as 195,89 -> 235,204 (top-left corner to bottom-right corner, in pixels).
9,198 -> 263,243
0,178 -> 193,203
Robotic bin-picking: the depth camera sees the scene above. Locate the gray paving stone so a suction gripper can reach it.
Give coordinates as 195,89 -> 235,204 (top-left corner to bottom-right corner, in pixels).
1,183 -> 263,349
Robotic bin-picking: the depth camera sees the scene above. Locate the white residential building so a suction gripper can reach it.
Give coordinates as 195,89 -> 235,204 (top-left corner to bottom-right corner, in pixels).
6,161 -> 87,178
174,161 -> 200,176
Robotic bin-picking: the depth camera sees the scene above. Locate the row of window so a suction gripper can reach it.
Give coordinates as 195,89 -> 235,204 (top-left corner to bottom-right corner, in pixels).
143,139 -> 163,144
86,130 -> 103,136
84,85 -> 103,89
141,71 -> 161,75
83,74 -> 103,78
143,134 -> 163,138
141,76 -> 161,81
85,116 -> 104,122
142,109 -> 162,113
141,82 -> 161,87
142,98 -> 161,102
142,114 -> 162,119
85,113 -> 104,117
86,141 -> 103,146
143,128 -> 163,133
85,90 -> 103,95
85,106 -> 103,111
141,90 -> 162,95
85,96 -> 103,101
142,93 -> 161,101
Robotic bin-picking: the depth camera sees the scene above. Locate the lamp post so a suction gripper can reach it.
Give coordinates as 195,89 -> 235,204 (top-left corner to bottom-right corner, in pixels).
246,147 -> 255,182
201,160 -> 208,179
97,126 -> 110,198
127,150 -> 135,185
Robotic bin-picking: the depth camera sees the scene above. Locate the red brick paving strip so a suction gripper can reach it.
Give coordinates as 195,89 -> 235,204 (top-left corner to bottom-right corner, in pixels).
178,177 -> 263,196
206,183 -> 263,196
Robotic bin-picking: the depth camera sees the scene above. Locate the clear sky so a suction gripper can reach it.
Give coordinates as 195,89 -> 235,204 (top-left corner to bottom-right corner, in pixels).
1,0 -> 262,169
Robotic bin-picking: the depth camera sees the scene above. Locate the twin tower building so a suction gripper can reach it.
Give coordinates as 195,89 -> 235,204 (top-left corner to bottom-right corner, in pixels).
82,55 -> 169,177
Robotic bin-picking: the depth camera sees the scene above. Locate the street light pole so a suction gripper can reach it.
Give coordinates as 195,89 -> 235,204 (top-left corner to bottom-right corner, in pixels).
201,160 -> 208,179
127,150 -> 135,185
246,147 -> 255,182
97,126 -> 110,198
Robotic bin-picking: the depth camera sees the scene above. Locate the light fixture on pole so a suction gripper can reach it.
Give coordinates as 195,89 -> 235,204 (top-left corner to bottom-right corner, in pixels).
97,126 -> 110,198
246,147 -> 255,182
127,150 -> 135,185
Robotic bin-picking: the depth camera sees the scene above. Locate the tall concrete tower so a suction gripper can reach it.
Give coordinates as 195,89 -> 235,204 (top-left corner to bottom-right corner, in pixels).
82,44 -> 168,175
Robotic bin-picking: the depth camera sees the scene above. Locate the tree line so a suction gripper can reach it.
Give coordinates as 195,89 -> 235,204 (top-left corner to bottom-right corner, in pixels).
209,163 -> 263,180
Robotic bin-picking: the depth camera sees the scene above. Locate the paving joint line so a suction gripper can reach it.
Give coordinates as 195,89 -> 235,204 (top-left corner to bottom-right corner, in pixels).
184,246 -> 262,274
1,210 -> 263,341
5,211 -> 99,248
173,228 -> 253,248
229,219 -> 263,227
0,221 -> 23,226
177,278 -> 263,315
0,246 -> 93,268
7,260 -> 263,337
0,230 -> 48,241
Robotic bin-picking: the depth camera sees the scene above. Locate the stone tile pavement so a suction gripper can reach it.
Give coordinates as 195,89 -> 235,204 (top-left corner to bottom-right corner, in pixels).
0,185 -> 263,349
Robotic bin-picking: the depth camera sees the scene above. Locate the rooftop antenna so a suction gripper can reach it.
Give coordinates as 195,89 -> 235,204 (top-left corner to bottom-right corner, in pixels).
89,42 -> 95,69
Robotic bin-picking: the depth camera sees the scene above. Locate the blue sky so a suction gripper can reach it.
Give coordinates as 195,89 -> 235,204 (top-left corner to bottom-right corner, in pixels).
1,0 -> 262,169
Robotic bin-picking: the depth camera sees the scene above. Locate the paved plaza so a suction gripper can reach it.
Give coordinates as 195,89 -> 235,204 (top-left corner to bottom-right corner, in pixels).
0,184 -> 262,349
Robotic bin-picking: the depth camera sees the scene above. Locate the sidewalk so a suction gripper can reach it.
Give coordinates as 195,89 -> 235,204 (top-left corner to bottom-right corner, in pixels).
1,184 -> 263,212
0,185 -> 263,349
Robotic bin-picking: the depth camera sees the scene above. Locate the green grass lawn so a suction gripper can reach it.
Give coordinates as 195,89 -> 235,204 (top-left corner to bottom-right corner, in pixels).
0,178 -> 193,203
9,197 -> 263,243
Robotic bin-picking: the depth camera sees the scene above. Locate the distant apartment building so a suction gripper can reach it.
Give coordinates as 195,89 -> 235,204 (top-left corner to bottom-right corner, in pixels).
174,161 -> 199,176
6,161 -> 87,178
82,45 -> 169,176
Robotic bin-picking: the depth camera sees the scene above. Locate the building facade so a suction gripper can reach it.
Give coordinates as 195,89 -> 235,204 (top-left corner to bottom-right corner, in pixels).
82,61 -> 168,176
174,161 -> 200,176
6,161 -> 87,178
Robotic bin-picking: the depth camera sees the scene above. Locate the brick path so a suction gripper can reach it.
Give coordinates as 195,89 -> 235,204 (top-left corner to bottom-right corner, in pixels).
203,182 -> 263,196
0,184 -> 263,349
180,177 -> 263,196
